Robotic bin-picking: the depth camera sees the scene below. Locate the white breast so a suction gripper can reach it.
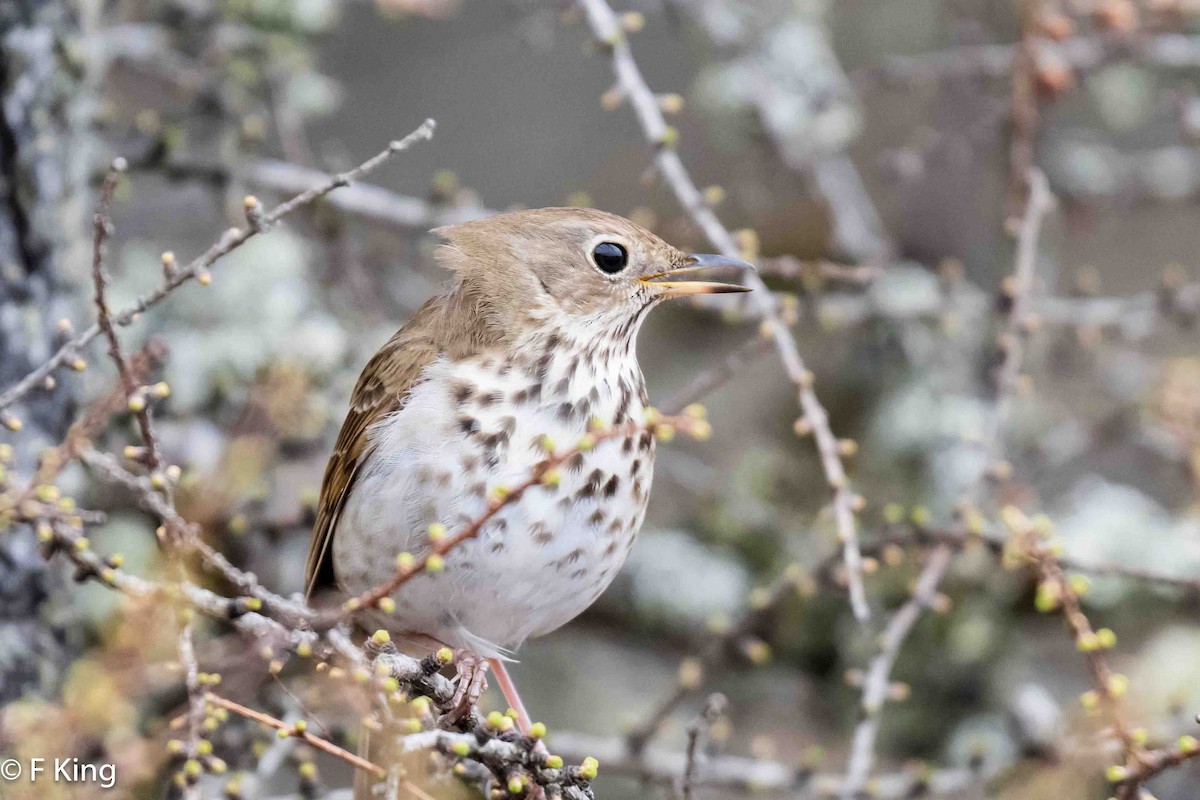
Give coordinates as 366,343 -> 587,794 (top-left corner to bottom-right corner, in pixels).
333,329 -> 653,658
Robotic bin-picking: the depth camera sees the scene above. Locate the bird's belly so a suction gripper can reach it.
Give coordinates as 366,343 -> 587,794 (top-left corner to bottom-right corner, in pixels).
333,354 -> 653,656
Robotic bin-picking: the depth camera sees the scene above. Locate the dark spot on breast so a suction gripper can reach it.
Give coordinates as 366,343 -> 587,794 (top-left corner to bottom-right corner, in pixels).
622,436 -> 634,455
451,381 -> 474,404
536,352 -> 554,382
566,452 -> 585,473
603,475 -> 620,497
631,459 -> 641,476
579,469 -> 604,498
531,521 -> 554,544
554,376 -> 570,396
639,431 -> 654,452
588,509 -> 606,526
476,390 -> 501,408
615,382 -> 632,424
458,416 -> 481,436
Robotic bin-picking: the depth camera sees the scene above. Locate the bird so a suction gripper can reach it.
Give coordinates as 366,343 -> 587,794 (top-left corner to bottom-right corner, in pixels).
305,207 -> 750,732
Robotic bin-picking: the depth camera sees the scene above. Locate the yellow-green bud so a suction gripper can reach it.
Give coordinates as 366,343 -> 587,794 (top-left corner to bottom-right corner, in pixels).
579,756 -> 599,780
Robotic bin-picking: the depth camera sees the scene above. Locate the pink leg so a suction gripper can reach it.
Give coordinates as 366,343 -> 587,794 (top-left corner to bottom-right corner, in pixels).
488,658 -> 533,734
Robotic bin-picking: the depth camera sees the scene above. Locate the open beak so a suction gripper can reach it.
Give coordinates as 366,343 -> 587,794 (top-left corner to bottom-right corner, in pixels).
641,253 -> 754,297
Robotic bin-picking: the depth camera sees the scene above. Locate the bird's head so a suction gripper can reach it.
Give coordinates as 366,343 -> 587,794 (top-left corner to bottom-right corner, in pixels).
432,207 -> 750,335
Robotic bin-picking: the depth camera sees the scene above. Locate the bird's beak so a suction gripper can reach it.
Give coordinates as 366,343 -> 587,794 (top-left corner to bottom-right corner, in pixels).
641,253 -> 754,297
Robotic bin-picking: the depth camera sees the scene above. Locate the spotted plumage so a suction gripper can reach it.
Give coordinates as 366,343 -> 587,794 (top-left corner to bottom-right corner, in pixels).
306,207 -> 749,727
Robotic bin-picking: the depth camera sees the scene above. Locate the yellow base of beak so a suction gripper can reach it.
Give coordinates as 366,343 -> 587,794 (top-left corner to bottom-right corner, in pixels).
648,280 -> 752,297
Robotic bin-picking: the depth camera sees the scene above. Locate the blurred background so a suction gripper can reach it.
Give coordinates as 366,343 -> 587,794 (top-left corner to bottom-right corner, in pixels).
2,0 -> 1200,798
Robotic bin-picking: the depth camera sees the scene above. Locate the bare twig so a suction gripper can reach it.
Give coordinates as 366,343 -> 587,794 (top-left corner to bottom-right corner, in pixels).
176,618 -> 205,800
206,693 -> 386,778
576,0 -> 870,624
0,120 -> 437,414
839,171 -> 1053,798
678,693 -> 725,800
90,157 -> 169,475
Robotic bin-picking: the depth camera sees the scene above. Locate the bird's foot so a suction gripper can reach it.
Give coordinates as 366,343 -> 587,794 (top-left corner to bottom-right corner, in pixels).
446,649 -> 489,723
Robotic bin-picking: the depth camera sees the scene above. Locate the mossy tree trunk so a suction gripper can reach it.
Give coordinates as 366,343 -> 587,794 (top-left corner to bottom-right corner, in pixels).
0,0 -> 91,703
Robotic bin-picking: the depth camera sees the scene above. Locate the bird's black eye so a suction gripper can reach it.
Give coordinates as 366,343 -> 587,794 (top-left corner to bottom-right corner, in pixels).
592,242 -> 628,274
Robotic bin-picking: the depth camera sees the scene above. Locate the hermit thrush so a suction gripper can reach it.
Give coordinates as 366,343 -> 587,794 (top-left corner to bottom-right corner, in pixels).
307,208 -> 749,729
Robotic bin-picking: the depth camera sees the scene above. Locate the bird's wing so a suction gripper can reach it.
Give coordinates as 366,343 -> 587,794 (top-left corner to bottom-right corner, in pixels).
305,307 -> 445,598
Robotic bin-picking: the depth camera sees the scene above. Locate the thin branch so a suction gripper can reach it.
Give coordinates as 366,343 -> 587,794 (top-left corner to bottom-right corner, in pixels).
206,693 -> 387,778
177,618 -> 205,800
678,693 -> 725,800
839,171 -> 1054,799
0,120 -> 437,414
576,0 -> 870,624
90,157 -> 168,474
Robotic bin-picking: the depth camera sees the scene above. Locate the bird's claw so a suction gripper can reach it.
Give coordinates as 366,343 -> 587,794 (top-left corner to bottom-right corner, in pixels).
446,650 -> 489,722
